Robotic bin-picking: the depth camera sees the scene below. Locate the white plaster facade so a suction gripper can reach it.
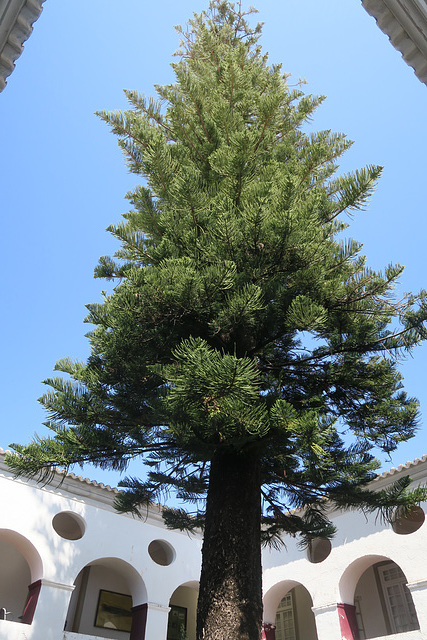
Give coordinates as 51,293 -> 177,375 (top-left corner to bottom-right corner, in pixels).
1,449 -> 427,640
262,457 -> 427,640
0,451 -> 202,640
1,3 -> 425,639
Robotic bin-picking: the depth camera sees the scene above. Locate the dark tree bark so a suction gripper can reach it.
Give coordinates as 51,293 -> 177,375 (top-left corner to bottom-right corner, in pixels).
197,450 -> 263,640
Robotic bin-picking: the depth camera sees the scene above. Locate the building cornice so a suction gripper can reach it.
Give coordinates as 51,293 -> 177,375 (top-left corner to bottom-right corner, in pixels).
362,0 -> 427,85
0,0 -> 46,92
371,454 -> 427,490
1,448 -> 426,532
0,449 -> 194,533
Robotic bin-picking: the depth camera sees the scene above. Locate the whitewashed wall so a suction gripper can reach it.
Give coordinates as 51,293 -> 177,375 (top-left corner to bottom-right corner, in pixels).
0,455 -> 202,640
1,453 -> 427,640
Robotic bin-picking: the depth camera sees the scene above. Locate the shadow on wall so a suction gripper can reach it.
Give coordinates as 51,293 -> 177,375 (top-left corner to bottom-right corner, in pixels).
354,560 -> 420,639
168,581 -> 199,640
333,498 -> 426,547
0,529 -> 43,626
64,557 -> 147,639
263,580 -> 318,640
37,484 -> 87,584
339,554 -> 421,639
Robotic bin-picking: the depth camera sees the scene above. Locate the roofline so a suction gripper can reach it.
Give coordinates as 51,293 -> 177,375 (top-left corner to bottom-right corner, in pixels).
372,453 -> 427,489
362,0 -> 427,85
2,448 -> 427,510
0,0 -> 46,92
0,449 -> 206,535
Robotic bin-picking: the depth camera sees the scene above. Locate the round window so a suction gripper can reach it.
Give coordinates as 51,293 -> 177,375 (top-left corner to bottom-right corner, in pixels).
392,505 -> 425,535
307,537 -> 331,563
148,539 -> 175,566
52,511 -> 86,540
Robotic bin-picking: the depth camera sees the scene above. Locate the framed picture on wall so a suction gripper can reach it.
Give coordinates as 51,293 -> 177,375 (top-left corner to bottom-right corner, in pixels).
167,605 -> 187,640
94,589 -> 133,632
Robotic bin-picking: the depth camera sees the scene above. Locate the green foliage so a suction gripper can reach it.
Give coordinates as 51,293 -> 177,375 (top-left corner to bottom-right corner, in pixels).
7,0 -> 427,546
178,623 -> 189,640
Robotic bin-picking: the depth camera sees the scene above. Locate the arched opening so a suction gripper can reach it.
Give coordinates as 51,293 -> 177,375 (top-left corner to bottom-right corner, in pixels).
65,557 -> 147,639
354,560 -> 419,638
0,529 -> 43,625
0,538 -> 31,622
263,581 -> 318,640
340,555 -> 420,639
167,581 -> 199,640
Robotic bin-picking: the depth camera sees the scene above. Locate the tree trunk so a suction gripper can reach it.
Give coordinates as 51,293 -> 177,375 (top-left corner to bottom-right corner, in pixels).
197,449 -> 263,640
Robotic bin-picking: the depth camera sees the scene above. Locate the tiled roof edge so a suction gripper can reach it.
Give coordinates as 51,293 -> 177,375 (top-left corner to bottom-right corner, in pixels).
362,0 -> 427,85
0,448 -> 178,527
2,447 -> 427,488
373,453 -> 427,481
0,447 -> 118,494
0,0 -> 46,92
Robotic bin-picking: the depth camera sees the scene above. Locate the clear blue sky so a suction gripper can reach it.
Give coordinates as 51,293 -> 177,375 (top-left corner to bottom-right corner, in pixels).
1,0 -> 426,487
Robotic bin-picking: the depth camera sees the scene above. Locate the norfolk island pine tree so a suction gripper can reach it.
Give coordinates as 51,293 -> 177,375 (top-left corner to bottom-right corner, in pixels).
7,2 -> 427,639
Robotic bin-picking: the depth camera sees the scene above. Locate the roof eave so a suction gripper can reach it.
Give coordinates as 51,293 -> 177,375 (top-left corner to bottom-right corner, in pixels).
0,0 -> 46,92
362,0 -> 427,85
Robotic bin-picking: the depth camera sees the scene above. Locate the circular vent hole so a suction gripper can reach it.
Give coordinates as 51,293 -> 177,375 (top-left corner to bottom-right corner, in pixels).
307,538 -> 331,564
148,539 -> 175,566
52,511 -> 86,540
392,506 -> 425,535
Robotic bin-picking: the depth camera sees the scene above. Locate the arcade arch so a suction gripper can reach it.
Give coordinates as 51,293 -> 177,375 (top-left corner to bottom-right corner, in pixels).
64,557 -> 147,639
0,529 -> 43,625
340,555 -> 420,638
263,580 -> 318,640
168,581 -> 199,640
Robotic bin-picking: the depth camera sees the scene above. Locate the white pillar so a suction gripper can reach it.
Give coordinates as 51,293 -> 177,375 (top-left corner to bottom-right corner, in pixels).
312,603 -> 342,640
144,601 -> 170,640
33,579 -> 74,640
407,579 -> 427,635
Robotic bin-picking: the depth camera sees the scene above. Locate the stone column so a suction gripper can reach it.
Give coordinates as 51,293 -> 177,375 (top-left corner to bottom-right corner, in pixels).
144,601 -> 170,640
311,603 -> 343,640
407,578 -> 427,635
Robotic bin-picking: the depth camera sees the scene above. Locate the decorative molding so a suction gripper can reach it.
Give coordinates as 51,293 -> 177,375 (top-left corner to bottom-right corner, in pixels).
146,602 -> 171,614
407,578 -> 427,593
362,0 -> 427,85
311,602 -> 338,615
0,450 -> 202,534
41,578 -> 75,592
0,0 -> 46,92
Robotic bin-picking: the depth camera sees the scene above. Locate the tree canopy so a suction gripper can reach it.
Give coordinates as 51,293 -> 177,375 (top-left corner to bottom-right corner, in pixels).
7,2 -> 427,638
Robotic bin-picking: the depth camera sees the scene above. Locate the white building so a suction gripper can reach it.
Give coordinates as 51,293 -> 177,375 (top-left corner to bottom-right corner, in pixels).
1,4 -> 426,640
262,457 -> 427,640
1,449 -> 427,640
